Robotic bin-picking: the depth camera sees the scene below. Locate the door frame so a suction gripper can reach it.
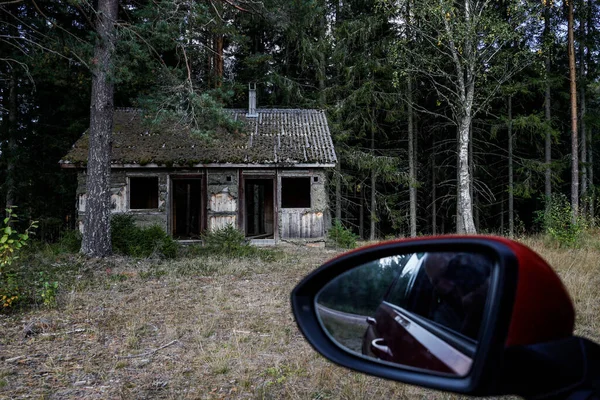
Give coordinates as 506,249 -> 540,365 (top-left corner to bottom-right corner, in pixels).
169,173 -> 206,238
240,171 -> 278,240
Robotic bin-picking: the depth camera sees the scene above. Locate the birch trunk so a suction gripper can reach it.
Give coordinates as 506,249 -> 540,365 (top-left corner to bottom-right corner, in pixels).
81,0 -> 118,257
457,115 -> 477,234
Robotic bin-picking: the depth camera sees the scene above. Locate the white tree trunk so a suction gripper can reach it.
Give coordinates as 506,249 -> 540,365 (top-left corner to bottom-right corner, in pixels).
457,115 -> 477,234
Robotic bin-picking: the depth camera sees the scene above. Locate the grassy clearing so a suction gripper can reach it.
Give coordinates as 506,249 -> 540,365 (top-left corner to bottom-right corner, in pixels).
0,236 -> 598,399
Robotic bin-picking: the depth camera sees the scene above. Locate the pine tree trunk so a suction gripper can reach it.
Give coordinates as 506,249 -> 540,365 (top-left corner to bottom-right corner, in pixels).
508,96 -> 514,237
215,35 -> 224,88
370,130 -> 376,241
335,160 -> 341,221
81,0 -> 118,258
579,0 -> 587,216
431,136 -> 437,235
544,3 -> 552,203
5,69 -> 17,210
587,0 -> 594,223
408,77 -> 416,237
568,0 -> 579,221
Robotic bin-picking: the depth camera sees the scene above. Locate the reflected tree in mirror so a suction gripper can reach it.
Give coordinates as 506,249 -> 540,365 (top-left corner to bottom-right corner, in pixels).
316,252 -> 494,377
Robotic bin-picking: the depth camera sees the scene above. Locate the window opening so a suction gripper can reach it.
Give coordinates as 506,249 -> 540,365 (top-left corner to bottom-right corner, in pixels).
130,177 -> 159,209
281,177 -> 311,208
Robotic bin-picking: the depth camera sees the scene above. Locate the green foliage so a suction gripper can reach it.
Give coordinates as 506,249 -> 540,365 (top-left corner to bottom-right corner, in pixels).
195,225 -> 281,261
37,272 -> 59,308
201,224 -> 246,252
52,230 -> 82,254
1,207 -> 37,310
535,193 -> 584,247
111,214 -> 178,258
327,220 -> 358,249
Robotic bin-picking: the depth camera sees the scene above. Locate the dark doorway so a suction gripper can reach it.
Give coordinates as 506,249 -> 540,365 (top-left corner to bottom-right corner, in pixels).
244,179 -> 274,238
172,179 -> 203,239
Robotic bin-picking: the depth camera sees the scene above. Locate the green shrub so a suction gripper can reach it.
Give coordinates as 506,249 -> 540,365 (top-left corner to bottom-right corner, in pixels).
202,224 -> 247,252
1,207 -> 37,310
53,229 -> 82,254
535,193 -> 584,247
111,214 -> 178,258
37,271 -> 59,308
328,220 -> 357,249
196,225 -> 281,260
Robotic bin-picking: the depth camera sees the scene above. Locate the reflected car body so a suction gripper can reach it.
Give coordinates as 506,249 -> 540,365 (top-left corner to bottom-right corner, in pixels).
361,253 -> 475,376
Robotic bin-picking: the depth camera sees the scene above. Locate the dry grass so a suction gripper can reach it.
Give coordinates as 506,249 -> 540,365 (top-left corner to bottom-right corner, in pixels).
0,238 -> 598,399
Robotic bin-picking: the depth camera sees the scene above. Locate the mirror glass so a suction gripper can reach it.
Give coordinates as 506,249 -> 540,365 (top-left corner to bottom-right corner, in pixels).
315,251 -> 494,376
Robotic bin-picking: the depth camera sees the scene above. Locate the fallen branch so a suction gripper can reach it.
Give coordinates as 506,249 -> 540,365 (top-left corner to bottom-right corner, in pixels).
120,340 -> 179,359
5,355 -> 25,363
40,328 -> 86,337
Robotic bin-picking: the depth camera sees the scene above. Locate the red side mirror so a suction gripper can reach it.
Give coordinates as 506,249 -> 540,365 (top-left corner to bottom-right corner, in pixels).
291,236 -> 583,397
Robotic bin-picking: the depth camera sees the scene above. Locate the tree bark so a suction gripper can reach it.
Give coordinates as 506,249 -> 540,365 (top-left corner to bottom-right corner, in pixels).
567,0 -> 579,221
215,34 -> 223,88
508,96 -> 514,237
370,129 -> 376,241
544,2 -> 552,203
5,68 -> 17,210
457,115 -> 477,234
579,0 -> 587,216
587,0 -> 594,223
431,147 -> 437,236
81,0 -> 118,258
408,77 -> 416,237
335,160 -> 341,221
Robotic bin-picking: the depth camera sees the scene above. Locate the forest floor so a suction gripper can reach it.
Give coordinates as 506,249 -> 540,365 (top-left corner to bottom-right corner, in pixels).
1,237 -> 599,399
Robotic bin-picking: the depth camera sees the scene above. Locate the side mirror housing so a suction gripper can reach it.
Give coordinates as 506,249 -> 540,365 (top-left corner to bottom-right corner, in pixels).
291,236 -> 575,397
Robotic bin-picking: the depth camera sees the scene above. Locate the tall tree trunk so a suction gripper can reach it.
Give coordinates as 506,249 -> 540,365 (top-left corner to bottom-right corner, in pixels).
406,0 -> 416,238
370,127 -> 377,241
456,129 -> 463,233
335,160 -> 341,221
544,2 -> 552,203
567,0 -> 579,221
457,114 -> 477,234
408,77 -> 416,237
81,0 -> 118,258
432,148 -> 437,235
5,68 -> 17,210
587,0 -> 594,223
508,96 -> 514,237
215,34 -> 223,88
579,0 -> 587,216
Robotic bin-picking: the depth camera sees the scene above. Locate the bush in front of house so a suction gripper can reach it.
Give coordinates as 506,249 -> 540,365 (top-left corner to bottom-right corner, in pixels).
111,214 -> 178,258
190,224 -> 281,261
327,219 -> 358,249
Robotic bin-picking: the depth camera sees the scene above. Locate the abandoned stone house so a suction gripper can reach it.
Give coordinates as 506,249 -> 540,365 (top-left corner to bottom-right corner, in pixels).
59,99 -> 337,244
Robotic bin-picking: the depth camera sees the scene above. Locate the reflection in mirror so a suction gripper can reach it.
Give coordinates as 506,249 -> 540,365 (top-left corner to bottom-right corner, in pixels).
315,251 -> 494,377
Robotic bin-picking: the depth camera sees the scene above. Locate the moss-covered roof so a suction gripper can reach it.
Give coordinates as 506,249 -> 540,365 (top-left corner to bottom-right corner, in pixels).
60,109 -> 337,167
